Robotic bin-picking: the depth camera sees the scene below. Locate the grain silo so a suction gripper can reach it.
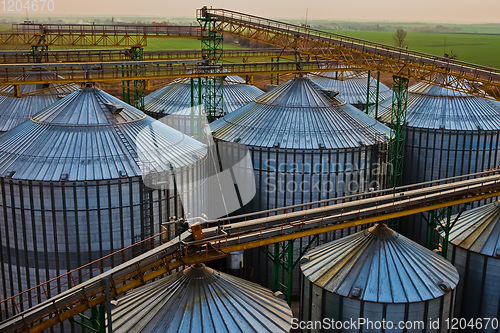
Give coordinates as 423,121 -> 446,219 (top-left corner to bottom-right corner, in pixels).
109,263 -> 293,333
441,201 -> 500,332
375,76 -> 500,245
144,75 -> 263,136
209,76 -> 391,296
0,73 -> 78,134
0,86 -> 207,326
300,223 -> 459,333
309,70 -> 391,111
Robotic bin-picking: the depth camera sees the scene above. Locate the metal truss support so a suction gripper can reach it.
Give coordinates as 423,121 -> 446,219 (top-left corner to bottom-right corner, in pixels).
387,76 -> 409,229
190,77 -> 204,140
365,71 -> 381,116
422,204 -> 469,256
365,70 -> 371,113
261,235 -> 319,305
198,7 -> 224,123
30,45 -> 48,63
68,305 -> 105,333
132,47 -> 145,111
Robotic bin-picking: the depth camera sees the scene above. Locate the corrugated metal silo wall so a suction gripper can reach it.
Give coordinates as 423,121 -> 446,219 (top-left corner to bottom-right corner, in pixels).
300,278 -> 456,333
0,161 -> 206,332
236,144 -> 387,296
400,128 -> 500,245
447,245 -> 500,333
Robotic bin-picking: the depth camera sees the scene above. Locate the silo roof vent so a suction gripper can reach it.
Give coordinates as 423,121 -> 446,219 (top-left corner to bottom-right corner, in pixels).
105,102 -> 124,114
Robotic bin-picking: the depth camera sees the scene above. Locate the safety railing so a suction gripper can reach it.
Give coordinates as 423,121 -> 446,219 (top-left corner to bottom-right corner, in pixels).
0,230 -> 169,320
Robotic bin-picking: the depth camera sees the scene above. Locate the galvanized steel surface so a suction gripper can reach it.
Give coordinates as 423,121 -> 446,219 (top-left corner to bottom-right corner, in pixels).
0,87 -> 208,331
144,75 -> 263,117
376,79 -> 500,131
0,74 -> 78,133
443,201 -> 500,330
109,263 -> 292,333
374,78 -> 500,245
0,87 -> 207,181
210,77 -> 390,150
309,71 -> 392,108
211,77 -> 390,297
446,200 -> 500,257
301,223 -> 459,302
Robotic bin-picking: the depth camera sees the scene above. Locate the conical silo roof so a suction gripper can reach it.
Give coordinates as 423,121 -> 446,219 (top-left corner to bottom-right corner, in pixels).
0,73 -> 78,133
0,87 -> 207,182
300,223 -> 459,303
209,77 -> 390,150
375,75 -> 500,130
443,201 -> 500,257
144,75 -> 263,117
109,263 -> 293,333
309,71 -> 392,107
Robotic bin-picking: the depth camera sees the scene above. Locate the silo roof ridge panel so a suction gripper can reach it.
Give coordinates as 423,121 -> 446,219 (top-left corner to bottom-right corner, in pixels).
144,79 -> 263,116
443,201 -> 500,257
309,71 -> 392,105
301,224 -> 459,303
0,88 -> 207,181
0,94 -> 60,132
376,79 -> 500,131
109,265 -> 292,333
210,79 -> 391,149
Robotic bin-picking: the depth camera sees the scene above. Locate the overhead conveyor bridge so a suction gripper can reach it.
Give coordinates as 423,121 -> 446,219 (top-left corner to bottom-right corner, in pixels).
1,170 -> 500,333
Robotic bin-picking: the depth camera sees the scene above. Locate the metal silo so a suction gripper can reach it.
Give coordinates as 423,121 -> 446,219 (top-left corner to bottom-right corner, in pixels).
441,201 -> 500,332
109,263 -> 293,332
0,86 -> 207,327
300,223 -> 459,333
144,75 -> 263,136
209,76 -> 391,295
309,70 -> 392,111
374,76 -> 500,245
0,73 -> 78,134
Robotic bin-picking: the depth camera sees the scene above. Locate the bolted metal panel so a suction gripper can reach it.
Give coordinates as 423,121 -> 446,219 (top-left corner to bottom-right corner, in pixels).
0,87 -> 207,330
210,77 -> 390,150
442,201 -> 500,331
374,76 -> 500,245
108,263 -> 293,333
300,223 -> 459,333
309,71 -> 392,110
210,77 -> 391,296
0,73 -> 78,133
144,75 -> 263,135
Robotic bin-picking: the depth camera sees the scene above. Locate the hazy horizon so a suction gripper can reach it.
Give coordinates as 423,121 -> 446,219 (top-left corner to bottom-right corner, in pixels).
1,0 -> 500,24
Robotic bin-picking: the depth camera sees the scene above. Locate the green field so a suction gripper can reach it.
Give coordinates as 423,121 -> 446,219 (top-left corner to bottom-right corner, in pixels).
329,30 -> 500,69
144,38 -> 243,51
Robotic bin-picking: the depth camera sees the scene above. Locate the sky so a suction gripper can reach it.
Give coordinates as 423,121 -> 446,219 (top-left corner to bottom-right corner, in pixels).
6,0 -> 500,24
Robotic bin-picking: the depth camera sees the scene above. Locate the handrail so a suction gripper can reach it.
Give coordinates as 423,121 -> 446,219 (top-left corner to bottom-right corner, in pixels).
1,170 -> 500,332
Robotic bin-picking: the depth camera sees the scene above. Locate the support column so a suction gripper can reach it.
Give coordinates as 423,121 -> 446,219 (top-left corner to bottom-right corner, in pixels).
365,70 -> 371,113
388,75 -> 409,230
198,7 -> 224,123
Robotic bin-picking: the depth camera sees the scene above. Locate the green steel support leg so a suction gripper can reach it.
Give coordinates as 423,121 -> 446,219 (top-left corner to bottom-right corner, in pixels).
273,243 -> 280,292
388,76 -> 409,229
286,240 -> 293,306
198,8 -> 224,123
375,71 -> 380,119
190,78 -> 195,136
277,58 -> 280,85
132,47 -> 145,111
270,57 -> 274,85
365,70 -> 371,113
